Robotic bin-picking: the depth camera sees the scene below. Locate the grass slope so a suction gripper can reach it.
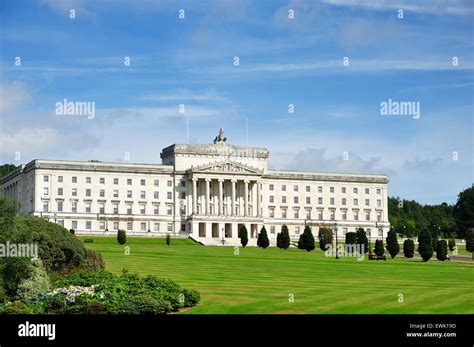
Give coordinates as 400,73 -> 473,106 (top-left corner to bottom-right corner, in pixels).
80,237 -> 473,314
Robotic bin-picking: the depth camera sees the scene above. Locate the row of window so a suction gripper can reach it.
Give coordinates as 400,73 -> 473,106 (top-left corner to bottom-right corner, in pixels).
269,196 -> 382,207
268,184 -> 382,195
42,187 -> 177,200
268,207 -> 383,221
43,201 -> 179,216
43,175 -> 185,187
68,220 -> 175,232
266,225 -> 383,237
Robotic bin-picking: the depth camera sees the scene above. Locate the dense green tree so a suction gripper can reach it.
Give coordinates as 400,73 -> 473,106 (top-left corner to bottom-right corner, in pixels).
374,240 -> 384,257
280,225 -> 290,250
298,225 -> 315,252
276,233 -> 282,249
386,229 -> 400,259
403,239 -> 415,258
344,232 -> 357,253
117,229 -> 127,245
0,164 -> 16,179
466,228 -> 474,254
453,186 -> 474,239
238,226 -> 248,247
318,227 -> 333,251
418,229 -> 433,262
436,240 -> 448,261
355,228 -> 369,253
257,226 -> 270,249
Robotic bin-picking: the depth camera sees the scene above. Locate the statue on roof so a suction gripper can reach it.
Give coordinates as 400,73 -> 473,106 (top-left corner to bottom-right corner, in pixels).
213,128 -> 227,144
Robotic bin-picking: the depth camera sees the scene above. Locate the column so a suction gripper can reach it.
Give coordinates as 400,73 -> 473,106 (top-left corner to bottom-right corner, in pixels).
218,179 -> 224,216
192,178 -> 197,215
231,179 -> 236,217
205,178 -> 211,216
244,180 -> 249,217
257,180 -> 261,218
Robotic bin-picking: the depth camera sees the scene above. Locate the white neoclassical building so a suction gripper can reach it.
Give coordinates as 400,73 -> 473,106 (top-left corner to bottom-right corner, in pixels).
1,129 -> 389,246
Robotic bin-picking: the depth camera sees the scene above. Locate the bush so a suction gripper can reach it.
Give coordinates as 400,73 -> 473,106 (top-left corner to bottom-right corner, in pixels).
374,240 -> 384,256
355,228 -> 369,253
436,240 -> 448,261
257,226 -> 270,249
386,229 -> 400,259
403,239 -> 415,258
318,227 -> 333,251
117,229 -> 126,245
181,288 -> 200,307
276,233 -> 282,249
466,228 -> 474,253
298,226 -> 315,252
79,249 -> 105,271
345,232 -> 357,249
121,295 -> 172,315
280,225 -> 290,250
0,301 -> 33,314
166,234 -> 171,246
16,259 -> 50,302
238,226 -> 248,247
69,229 -> 75,235
448,238 -> 456,252
418,229 -> 434,262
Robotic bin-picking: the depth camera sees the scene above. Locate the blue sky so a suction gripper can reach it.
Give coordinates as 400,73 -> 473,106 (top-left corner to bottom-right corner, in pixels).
0,0 -> 473,204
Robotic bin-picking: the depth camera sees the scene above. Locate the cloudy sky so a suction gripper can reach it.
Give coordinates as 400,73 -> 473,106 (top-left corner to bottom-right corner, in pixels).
0,0 -> 473,204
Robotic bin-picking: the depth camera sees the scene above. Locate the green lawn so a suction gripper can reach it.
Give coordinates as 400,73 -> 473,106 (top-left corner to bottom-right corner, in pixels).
81,237 -> 474,314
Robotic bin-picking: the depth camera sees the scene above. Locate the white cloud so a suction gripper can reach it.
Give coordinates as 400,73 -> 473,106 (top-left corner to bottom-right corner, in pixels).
0,81 -> 32,113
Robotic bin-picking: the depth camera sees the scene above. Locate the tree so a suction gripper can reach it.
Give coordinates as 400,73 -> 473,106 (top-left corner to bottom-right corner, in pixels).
117,229 -> 126,245
466,228 -> 474,254
238,225 -> 248,247
453,186 -> 474,239
318,227 -> 333,251
448,238 -> 456,252
298,225 -> 315,252
166,233 -> 171,246
276,233 -> 282,249
257,226 -> 270,249
280,225 -> 290,250
374,240 -> 384,257
386,229 -> 400,259
355,228 -> 369,253
344,232 -> 357,253
403,239 -> 415,258
418,229 -> 433,262
436,240 -> 448,261
431,237 -> 439,255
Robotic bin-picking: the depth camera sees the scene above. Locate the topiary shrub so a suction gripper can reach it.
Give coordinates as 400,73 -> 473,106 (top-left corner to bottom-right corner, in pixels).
298,226 -> 315,252
166,233 -> 171,246
386,229 -> 400,259
448,238 -> 456,252
318,227 -> 333,251
69,229 -> 75,235
355,228 -> 369,253
374,239 -> 384,257
257,226 -> 270,249
436,240 -> 448,261
280,225 -> 290,250
276,233 -> 282,249
117,229 -> 126,245
418,229 -> 434,262
403,239 -> 415,258
238,226 -> 248,247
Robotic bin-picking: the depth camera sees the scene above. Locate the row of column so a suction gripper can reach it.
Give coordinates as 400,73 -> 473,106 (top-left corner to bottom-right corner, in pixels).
191,177 -> 261,217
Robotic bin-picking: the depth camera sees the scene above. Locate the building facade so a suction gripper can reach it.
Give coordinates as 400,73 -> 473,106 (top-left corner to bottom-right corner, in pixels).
0,130 -> 389,246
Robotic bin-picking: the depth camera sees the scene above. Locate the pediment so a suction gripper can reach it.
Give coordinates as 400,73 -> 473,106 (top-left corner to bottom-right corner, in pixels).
189,161 -> 263,174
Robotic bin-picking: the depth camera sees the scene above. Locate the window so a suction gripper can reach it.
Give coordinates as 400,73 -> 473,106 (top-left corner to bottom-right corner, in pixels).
154,223 -> 160,232
100,177 -> 105,184
127,178 -> 132,185
114,178 -> 119,185
269,196 -> 274,203
86,221 -> 91,230
294,226 -> 300,235
100,221 -> 105,230
113,222 -> 119,230
330,187 -> 334,193
141,223 -> 147,231
318,186 -> 323,193
282,185 -> 286,192
306,209 -> 311,219
127,190 -> 132,198
342,210 -> 347,221
377,212 -> 382,222
180,192 -> 186,199
167,223 -> 173,232
140,191 -> 146,199
269,208 -> 275,218
154,180 -> 159,187
154,205 -> 159,215
342,187 -> 346,194
269,184 -> 274,191
100,189 -> 105,198
294,196 -> 298,204
167,205 -> 173,215
58,176 -> 63,183
330,210 -> 335,221
365,211 -> 370,221
294,185 -> 298,192
99,203 -> 105,214
127,222 -> 132,231
306,185 -> 310,193
154,191 -> 159,199
58,188 -> 63,196
318,197 -> 323,205
113,203 -> 119,214
85,202 -> 91,213
113,190 -> 119,198
167,192 -> 172,200
71,201 -> 77,213
365,199 -> 370,206
141,179 -> 146,186
342,198 -> 346,206
281,209 -> 287,219
43,175 -> 49,182
282,196 -> 287,204
127,204 -> 132,215
270,226 -> 275,234
43,187 -> 49,195
86,189 -> 91,197
86,177 -> 91,184
377,199 -> 382,207
71,221 -> 77,230
293,209 -> 299,219
353,198 -> 358,206
181,224 -> 186,232
353,187 -> 358,194
140,204 -> 146,215
57,201 -> 63,212
354,211 -> 359,221
306,197 -> 311,204
365,188 -> 370,194
180,180 -> 186,188
330,197 -> 335,205
376,188 -> 381,195
167,180 -> 172,187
